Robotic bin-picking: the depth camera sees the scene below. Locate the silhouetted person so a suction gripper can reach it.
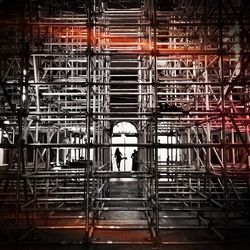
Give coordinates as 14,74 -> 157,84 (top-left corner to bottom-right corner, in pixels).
131,149 -> 138,171
167,156 -> 170,164
115,148 -> 122,171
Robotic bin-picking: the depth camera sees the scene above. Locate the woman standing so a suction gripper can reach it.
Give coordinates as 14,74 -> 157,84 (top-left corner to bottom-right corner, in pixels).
115,148 -> 122,171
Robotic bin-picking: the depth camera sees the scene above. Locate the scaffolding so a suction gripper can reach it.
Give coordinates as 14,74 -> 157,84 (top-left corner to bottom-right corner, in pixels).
0,0 -> 250,247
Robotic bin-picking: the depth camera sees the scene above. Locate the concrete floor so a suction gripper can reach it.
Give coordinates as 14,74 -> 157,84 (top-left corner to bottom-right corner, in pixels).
1,243 -> 250,250
1,178 -> 250,249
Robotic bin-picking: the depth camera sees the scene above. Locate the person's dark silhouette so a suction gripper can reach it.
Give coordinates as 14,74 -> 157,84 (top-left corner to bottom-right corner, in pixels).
167,156 -> 170,164
131,149 -> 138,171
115,148 -> 122,171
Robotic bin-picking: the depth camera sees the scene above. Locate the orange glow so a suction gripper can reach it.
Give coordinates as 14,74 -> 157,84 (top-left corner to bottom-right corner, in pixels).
40,25 -> 220,56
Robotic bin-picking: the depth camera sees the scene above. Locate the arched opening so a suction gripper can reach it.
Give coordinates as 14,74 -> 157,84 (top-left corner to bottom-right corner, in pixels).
111,122 -> 137,171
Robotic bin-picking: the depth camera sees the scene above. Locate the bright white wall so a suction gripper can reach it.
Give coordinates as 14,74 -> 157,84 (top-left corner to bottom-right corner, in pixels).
158,135 -> 180,162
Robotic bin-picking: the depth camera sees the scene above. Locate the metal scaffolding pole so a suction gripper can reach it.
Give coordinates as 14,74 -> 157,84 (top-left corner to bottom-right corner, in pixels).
218,0 -> 229,241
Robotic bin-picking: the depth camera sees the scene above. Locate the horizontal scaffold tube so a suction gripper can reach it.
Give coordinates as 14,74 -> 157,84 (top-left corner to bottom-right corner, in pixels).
1,143 -> 249,149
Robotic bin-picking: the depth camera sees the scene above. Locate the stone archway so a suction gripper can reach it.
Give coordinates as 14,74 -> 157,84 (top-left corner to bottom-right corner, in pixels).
111,122 -> 138,171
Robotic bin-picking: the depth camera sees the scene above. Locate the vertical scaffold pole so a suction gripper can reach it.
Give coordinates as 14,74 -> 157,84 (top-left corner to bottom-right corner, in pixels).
16,0 -> 29,243
85,0 -> 92,242
152,0 -> 159,247
218,0 -> 229,242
